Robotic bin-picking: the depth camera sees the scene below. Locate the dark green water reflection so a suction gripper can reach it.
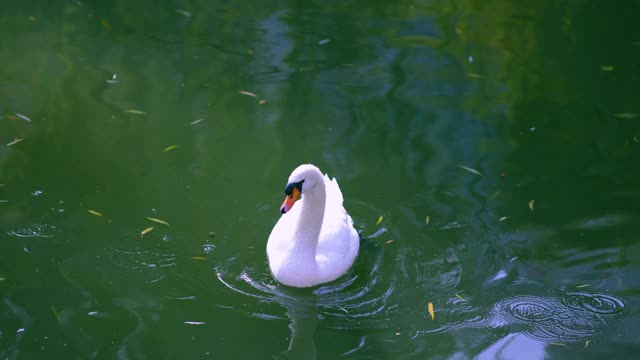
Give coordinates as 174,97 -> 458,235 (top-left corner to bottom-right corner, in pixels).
1,1 -> 639,359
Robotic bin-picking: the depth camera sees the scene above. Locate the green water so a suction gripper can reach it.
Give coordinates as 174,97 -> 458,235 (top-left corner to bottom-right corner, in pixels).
1,1 -> 639,359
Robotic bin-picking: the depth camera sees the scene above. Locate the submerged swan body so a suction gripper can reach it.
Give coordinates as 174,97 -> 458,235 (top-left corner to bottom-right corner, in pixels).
267,164 -> 359,288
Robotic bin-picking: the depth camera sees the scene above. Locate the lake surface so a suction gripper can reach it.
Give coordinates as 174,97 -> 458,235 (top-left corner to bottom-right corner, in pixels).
1,1 -> 639,359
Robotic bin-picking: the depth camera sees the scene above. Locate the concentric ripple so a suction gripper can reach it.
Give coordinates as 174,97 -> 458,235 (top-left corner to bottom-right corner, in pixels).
491,288 -> 625,342
561,292 -> 625,315
215,239 -> 393,327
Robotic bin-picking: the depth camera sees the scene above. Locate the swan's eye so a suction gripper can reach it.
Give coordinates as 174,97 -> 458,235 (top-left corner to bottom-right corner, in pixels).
284,180 -> 304,196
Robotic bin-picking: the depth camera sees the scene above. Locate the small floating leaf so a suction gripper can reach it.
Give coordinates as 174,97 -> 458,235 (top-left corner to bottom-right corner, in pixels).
425,216 -> 430,225
6,138 -> 23,146
15,113 -> 32,122
259,99 -> 267,105
499,216 -> 508,222
51,305 -> 61,321
489,190 -> 502,200
376,216 -> 383,225
576,284 -> 591,288
140,227 -> 154,237
87,210 -> 103,217
458,165 -> 482,176
529,200 -> 535,211
550,342 -> 566,347
176,9 -> 192,17
455,294 -> 464,300
238,91 -> 258,98
163,145 -> 179,152
585,340 -> 590,348
385,239 -> 394,244
146,217 -> 170,226
466,73 -> 484,79
189,118 -> 204,125
601,65 -> 614,71
124,109 -> 147,115
100,18 -> 112,30
613,113 -> 638,119
191,256 -> 207,260
427,302 -> 435,320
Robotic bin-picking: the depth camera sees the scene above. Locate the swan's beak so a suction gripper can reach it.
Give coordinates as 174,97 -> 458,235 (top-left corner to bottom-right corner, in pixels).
280,187 -> 300,213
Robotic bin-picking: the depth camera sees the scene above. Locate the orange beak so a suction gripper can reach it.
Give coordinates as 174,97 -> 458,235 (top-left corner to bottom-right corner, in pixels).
280,187 -> 300,213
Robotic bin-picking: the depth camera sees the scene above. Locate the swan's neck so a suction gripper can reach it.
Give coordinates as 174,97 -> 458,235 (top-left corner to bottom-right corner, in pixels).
292,182 -> 325,258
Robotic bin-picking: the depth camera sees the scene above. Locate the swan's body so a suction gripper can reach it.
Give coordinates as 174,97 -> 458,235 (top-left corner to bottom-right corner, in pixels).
267,164 -> 359,288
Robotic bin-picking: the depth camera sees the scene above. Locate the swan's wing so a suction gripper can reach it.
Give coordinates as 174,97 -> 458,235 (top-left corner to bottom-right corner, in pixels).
317,175 -> 359,273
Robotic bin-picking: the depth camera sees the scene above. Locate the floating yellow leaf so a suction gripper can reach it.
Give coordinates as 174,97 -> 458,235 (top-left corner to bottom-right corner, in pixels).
385,239 -> 394,244
259,99 -> 267,105
613,113 -> 638,119
427,302 -> 434,320
455,294 -> 464,300
6,138 -> 23,146
191,256 -> 207,260
100,18 -> 112,30
146,217 -> 170,226
163,145 -> 179,152
458,165 -> 482,176
601,65 -> 614,71
585,340 -> 590,348
124,109 -> 147,115
576,284 -> 590,288
376,216 -> 383,225
140,227 -> 154,237
425,216 -> 430,225
499,216 -> 508,222
51,305 -> 61,321
466,73 -> 484,79
529,200 -> 535,211
87,210 -> 103,217
238,91 -> 258,98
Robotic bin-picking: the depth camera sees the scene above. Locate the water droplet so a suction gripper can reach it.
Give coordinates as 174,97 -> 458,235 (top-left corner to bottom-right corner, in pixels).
203,243 -> 215,253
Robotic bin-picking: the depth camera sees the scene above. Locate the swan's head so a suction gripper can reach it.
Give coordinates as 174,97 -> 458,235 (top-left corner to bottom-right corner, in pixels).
280,164 -> 322,214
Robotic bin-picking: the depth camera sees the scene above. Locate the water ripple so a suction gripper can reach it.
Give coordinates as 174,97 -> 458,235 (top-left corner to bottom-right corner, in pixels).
7,223 -> 58,238
490,289 -> 625,342
410,283 -> 625,344
215,240 -> 391,325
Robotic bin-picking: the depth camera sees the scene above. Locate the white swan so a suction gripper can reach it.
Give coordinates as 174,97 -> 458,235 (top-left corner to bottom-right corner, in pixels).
267,164 -> 360,288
